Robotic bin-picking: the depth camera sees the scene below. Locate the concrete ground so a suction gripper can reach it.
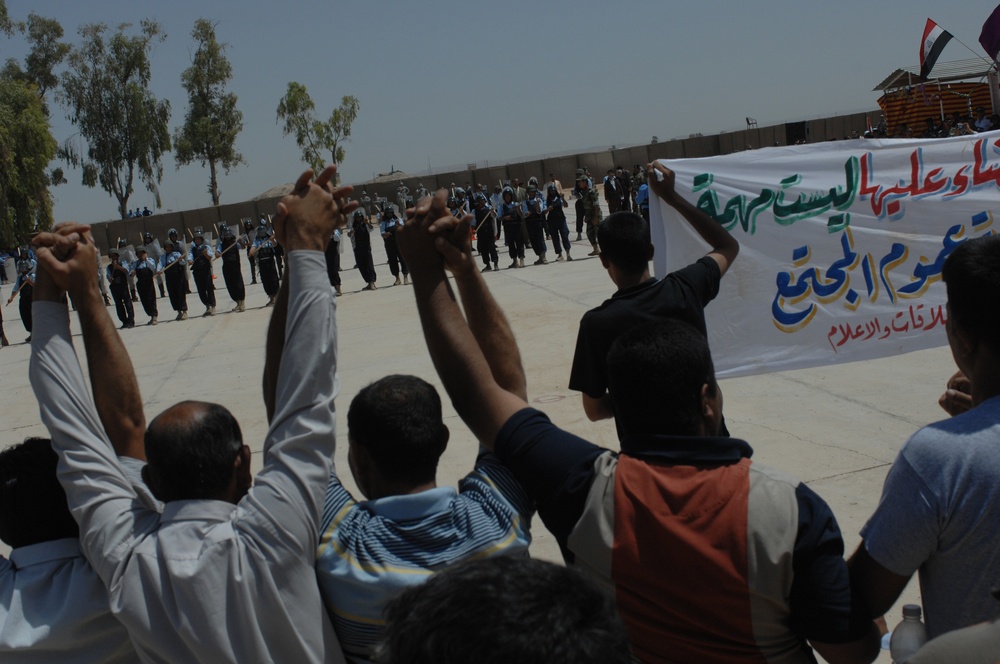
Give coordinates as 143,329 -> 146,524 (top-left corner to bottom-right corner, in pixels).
0,230 -> 944,661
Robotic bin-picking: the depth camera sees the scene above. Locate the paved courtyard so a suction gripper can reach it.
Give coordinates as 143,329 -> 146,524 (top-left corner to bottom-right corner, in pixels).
1,234 -> 948,660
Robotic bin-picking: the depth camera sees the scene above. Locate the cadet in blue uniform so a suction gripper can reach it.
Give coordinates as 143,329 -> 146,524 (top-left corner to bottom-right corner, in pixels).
216,223 -> 246,312
250,220 -> 280,305
130,247 -> 159,325
350,209 -> 377,291
545,184 -> 573,261
499,188 -> 525,268
160,239 -> 188,320
188,229 -> 216,316
474,193 -> 500,272
5,250 -> 36,341
106,247 -> 135,329
522,185 -> 548,265
380,208 -> 409,286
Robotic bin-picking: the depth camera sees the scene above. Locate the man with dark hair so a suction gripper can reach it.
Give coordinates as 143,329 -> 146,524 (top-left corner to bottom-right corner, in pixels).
569,161 -> 739,425
29,166 -> 352,662
262,220 -> 534,663
375,557 -> 632,664
849,233 -> 1000,640
395,191 -> 880,664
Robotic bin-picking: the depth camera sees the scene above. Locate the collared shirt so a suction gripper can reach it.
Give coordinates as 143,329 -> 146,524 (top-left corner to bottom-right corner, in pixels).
316,454 -> 533,663
521,196 -> 546,217
379,216 -> 402,235
105,260 -> 130,285
130,258 -> 158,276
1,539 -> 137,663
160,251 -> 185,270
187,243 -> 214,262
29,251 -> 345,663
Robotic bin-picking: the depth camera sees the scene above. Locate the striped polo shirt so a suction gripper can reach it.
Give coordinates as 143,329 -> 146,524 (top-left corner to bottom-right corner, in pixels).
495,408 -> 868,664
315,453 -> 533,663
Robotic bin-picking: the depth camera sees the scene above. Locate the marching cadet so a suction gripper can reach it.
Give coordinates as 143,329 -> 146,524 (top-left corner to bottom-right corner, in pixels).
249,220 -> 280,305
545,183 -> 573,262
453,187 -> 471,216
130,246 -> 159,325
167,228 -> 193,294
160,238 -> 189,321
499,187 -> 525,269
216,222 -> 247,312
350,209 -> 378,291
106,247 -> 135,329
5,249 -> 36,342
522,184 -> 549,265
242,219 -> 258,284
141,232 -> 167,298
188,228 -> 216,316
473,193 -> 500,272
117,238 -> 139,303
379,207 -> 409,286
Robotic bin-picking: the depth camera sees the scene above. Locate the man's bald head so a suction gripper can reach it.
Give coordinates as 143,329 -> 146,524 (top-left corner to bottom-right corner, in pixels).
144,401 -> 246,503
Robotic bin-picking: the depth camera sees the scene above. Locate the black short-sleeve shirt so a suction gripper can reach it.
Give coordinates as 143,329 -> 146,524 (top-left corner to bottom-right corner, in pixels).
569,256 -> 722,399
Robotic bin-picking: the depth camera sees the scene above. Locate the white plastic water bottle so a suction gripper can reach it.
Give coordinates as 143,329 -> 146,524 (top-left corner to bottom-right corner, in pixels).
889,604 -> 928,663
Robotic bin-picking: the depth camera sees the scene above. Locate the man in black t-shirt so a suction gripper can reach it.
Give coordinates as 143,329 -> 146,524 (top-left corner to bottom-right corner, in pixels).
568,162 -> 740,424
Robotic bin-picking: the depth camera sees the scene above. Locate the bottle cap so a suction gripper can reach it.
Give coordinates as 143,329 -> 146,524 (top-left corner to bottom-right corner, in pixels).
901,604 -> 922,618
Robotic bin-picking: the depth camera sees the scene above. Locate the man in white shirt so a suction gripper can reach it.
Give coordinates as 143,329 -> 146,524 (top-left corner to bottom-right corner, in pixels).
29,166 -> 353,663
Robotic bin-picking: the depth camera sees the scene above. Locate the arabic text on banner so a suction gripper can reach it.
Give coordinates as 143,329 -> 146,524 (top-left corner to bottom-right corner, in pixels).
651,134 -> 999,378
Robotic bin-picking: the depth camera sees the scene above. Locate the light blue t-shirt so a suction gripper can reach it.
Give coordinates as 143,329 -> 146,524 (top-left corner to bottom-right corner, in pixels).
861,395 -> 1000,638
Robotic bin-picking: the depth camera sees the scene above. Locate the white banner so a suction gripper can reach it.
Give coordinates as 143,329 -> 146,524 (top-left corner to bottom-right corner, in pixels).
652,133 -> 1000,377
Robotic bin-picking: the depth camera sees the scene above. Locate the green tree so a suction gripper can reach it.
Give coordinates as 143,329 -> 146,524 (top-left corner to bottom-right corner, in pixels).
60,21 -> 171,220
0,0 -> 14,37
276,83 -> 359,179
174,18 -> 244,206
0,78 -> 57,243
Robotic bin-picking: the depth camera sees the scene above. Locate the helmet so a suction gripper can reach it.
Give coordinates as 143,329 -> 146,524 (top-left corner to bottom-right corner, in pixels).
502,187 -> 514,199
168,228 -> 178,237
455,188 -> 466,197
117,238 -> 127,248
259,218 -> 268,227
108,248 -> 120,258
547,183 -> 558,192
473,193 -> 486,204
528,176 -> 538,186
143,232 -> 153,243
447,197 -> 457,208
193,227 -> 204,239
256,225 -> 269,238
526,184 -> 537,194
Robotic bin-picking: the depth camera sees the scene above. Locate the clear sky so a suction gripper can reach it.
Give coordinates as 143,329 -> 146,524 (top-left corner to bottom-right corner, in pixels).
3,0 -> 997,223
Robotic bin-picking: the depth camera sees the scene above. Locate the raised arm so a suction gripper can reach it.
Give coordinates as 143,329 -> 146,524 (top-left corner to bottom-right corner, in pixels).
431,212 -> 527,401
29,230 -> 157,583
648,161 -> 739,276
247,166 -> 354,554
397,191 -> 527,449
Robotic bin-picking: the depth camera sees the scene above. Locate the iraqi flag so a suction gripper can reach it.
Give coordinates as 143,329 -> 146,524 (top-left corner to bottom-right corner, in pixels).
919,18 -> 953,79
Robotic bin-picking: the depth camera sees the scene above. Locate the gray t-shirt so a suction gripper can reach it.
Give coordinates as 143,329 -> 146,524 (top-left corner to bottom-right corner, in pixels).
908,616 -> 1000,664
861,396 -> 1000,638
